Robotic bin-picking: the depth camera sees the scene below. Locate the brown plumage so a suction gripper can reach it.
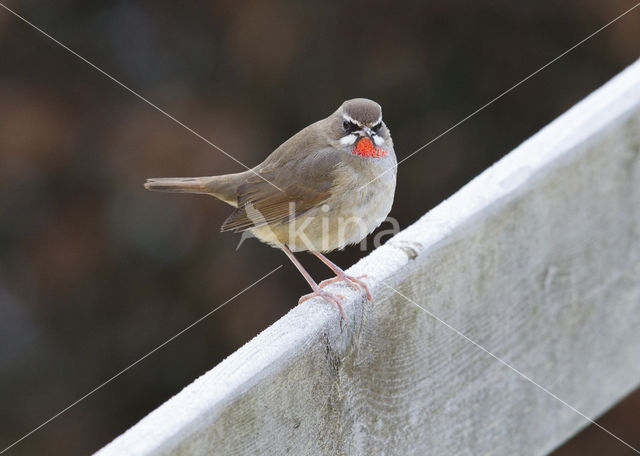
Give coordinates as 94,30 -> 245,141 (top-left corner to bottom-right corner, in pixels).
145,98 -> 397,321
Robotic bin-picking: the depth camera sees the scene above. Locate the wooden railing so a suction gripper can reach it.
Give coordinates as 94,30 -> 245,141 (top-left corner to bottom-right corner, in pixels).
95,58 -> 640,456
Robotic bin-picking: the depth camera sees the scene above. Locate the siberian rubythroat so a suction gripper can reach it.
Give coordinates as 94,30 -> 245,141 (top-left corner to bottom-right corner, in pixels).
145,98 -> 397,321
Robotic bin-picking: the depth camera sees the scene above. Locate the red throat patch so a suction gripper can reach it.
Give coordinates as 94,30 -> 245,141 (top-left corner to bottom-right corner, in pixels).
352,137 -> 387,158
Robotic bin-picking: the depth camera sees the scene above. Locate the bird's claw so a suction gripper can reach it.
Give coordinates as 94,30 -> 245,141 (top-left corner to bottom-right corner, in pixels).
299,288 -> 348,322
319,273 -> 372,302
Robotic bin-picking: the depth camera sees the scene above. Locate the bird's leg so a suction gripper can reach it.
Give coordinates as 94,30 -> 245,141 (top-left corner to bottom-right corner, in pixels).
311,251 -> 373,302
281,245 -> 348,321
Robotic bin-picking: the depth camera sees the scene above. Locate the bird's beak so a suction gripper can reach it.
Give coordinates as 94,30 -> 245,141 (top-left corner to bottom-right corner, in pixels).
355,127 -> 374,144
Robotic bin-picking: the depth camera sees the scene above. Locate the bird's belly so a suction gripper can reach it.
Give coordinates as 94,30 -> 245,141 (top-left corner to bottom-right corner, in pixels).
251,174 -> 395,252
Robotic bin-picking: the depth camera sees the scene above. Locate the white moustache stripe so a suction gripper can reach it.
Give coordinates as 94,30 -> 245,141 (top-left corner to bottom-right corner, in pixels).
373,135 -> 384,146
340,134 -> 357,145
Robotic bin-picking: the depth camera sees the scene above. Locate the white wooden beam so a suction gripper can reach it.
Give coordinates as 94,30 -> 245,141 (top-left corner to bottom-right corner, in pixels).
96,58 -> 640,456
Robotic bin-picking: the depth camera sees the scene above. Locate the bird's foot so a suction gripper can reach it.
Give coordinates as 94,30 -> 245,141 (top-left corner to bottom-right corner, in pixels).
319,273 -> 372,302
299,288 -> 348,322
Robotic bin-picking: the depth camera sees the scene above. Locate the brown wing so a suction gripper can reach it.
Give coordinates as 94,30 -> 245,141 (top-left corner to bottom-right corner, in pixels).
220,149 -> 338,233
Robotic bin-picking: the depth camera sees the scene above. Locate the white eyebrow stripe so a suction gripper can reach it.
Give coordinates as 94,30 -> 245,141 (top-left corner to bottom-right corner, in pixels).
341,113 -> 362,126
342,113 -> 382,127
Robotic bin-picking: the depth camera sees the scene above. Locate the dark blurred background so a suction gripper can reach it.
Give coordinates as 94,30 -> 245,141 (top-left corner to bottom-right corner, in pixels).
0,1 -> 638,454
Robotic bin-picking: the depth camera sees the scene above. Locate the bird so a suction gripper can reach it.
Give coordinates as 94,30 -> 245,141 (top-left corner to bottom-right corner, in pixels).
144,98 -> 397,321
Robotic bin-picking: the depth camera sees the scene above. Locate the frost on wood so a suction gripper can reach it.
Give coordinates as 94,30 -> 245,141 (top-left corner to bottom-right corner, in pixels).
96,59 -> 640,456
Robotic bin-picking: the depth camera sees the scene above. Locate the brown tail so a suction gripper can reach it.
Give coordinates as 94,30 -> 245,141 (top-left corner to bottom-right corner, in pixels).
144,175 -> 240,207
144,176 -> 214,194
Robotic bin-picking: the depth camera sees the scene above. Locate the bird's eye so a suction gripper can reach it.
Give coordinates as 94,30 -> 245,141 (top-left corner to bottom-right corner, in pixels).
372,122 -> 382,133
342,120 -> 358,133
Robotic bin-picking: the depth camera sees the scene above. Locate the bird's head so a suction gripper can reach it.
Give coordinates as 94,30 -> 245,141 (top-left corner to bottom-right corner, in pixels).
329,98 -> 392,158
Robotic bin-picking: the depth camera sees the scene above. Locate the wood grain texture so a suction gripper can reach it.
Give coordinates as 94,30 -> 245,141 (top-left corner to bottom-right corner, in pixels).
95,58 -> 640,456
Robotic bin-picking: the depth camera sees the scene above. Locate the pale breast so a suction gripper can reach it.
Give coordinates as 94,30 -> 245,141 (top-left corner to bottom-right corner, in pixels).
251,152 -> 397,252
